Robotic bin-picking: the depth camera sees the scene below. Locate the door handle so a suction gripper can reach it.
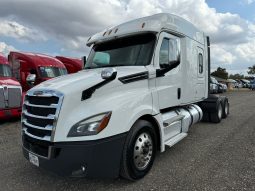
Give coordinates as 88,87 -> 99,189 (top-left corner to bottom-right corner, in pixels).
178,88 -> 181,99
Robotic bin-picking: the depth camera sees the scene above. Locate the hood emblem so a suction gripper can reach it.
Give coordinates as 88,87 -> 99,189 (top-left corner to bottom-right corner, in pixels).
33,91 -> 44,96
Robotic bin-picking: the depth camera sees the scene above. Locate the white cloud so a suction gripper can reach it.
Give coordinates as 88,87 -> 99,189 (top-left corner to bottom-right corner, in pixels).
211,44 -> 236,65
243,0 -> 255,4
235,40 -> 255,61
0,0 -> 254,74
0,0 -> 252,46
224,24 -> 243,34
0,42 -> 17,56
0,19 -> 46,42
248,23 -> 255,33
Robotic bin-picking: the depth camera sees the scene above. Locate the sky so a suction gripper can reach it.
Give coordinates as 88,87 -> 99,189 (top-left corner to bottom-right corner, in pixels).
0,0 -> 254,75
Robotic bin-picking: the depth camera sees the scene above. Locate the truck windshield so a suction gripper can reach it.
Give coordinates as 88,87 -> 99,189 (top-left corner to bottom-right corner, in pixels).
0,64 -> 12,77
39,67 -> 67,78
85,33 -> 156,69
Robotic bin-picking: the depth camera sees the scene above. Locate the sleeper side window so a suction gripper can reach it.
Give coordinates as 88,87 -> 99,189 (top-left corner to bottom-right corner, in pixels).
198,53 -> 203,74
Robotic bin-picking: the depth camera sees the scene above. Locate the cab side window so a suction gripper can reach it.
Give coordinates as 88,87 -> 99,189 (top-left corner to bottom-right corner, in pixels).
169,39 -> 179,63
159,37 -> 180,68
159,38 -> 169,66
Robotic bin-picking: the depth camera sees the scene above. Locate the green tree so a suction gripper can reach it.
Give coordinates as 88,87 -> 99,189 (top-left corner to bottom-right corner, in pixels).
229,74 -> 245,80
211,67 -> 228,79
248,65 -> 255,75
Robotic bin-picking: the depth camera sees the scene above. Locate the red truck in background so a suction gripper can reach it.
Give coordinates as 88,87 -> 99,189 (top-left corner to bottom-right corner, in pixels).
0,53 -> 22,120
8,52 -> 68,92
55,56 -> 82,73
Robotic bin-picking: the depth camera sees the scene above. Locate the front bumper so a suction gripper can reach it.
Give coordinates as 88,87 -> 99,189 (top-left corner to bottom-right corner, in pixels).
22,133 -> 127,178
0,108 -> 21,120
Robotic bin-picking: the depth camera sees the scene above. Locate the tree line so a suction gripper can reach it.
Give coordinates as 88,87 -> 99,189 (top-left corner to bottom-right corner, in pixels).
211,65 -> 255,80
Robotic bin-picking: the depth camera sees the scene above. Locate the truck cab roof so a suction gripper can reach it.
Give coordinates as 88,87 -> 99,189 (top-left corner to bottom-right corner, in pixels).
9,51 -> 66,68
55,56 -> 82,73
87,13 -> 205,46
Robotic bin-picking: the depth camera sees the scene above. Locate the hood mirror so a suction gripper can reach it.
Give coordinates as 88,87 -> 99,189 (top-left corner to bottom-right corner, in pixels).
26,74 -> 36,87
101,68 -> 117,80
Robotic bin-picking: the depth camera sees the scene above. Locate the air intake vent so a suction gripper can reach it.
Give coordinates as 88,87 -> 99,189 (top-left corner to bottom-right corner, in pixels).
118,71 -> 149,84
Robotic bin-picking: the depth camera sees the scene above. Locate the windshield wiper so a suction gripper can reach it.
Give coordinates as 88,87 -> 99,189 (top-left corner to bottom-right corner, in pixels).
85,64 -> 133,69
99,64 -> 120,68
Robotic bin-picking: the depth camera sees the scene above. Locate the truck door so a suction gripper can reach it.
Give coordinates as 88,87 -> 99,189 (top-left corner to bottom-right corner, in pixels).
195,47 -> 206,99
155,32 -> 182,110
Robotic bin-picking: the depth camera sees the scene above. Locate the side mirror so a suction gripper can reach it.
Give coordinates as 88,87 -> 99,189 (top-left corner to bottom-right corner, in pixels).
82,56 -> 86,68
157,59 -> 180,77
160,60 -> 180,70
101,68 -> 117,80
26,74 -> 36,87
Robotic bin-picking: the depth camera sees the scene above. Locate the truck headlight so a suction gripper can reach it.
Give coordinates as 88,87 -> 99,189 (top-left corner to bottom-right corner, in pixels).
68,112 -> 112,137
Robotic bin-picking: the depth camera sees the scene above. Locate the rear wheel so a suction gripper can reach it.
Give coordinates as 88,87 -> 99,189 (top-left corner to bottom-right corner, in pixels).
120,120 -> 156,180
202,112 -> 210,122
222,98 -> 229,118
210,100 -> 223,123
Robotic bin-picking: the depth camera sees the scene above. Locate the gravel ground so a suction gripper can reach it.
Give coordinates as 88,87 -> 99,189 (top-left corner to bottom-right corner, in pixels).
0,91 -> 255,191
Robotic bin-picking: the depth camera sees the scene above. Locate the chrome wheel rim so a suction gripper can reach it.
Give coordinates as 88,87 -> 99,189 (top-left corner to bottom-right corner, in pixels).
225,102 -> 229,114
133,132 -> 153,170
218,104 -> 223,119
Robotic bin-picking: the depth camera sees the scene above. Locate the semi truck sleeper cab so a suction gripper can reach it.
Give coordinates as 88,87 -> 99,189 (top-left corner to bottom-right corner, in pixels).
9,52 -> 68,92
55,56 -> 82,74
21,13 -> 229,180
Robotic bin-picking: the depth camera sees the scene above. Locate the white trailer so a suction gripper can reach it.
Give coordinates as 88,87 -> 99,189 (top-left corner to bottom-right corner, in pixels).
21,13 -> 229,180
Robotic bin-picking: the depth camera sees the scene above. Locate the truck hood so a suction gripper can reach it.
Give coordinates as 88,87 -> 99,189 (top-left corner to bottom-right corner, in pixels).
34,66 -> 148,95
0,77 -> 21,86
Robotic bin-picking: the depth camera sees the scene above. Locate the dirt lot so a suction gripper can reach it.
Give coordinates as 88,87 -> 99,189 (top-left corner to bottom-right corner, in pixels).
0,91 -> 255,191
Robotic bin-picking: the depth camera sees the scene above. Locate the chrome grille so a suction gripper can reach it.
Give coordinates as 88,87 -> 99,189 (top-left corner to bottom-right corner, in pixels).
0,86 -> 4,109
0,85 -> 21,109
22,90 -> 64,142
8,86 -> 22,108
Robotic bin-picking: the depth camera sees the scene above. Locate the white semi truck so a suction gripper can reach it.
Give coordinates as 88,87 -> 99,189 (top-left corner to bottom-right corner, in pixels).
21,13 -> 229,180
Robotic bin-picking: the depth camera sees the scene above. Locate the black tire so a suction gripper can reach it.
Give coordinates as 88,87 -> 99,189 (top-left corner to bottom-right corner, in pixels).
222,98 -> 229,119
120,120 -> 157,180
210,100 -> 223,123
202,112 -> 210,122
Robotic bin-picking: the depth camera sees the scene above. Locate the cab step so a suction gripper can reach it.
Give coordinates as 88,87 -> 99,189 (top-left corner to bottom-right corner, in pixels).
164,133 -> 187,147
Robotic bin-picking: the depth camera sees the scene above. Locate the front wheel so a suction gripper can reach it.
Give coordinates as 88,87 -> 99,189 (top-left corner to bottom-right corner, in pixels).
120,120 -> 157,180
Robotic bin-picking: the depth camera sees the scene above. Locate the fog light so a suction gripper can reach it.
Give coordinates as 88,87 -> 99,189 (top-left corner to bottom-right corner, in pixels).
81,166 -> 86,172
71,165 -> 87,177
